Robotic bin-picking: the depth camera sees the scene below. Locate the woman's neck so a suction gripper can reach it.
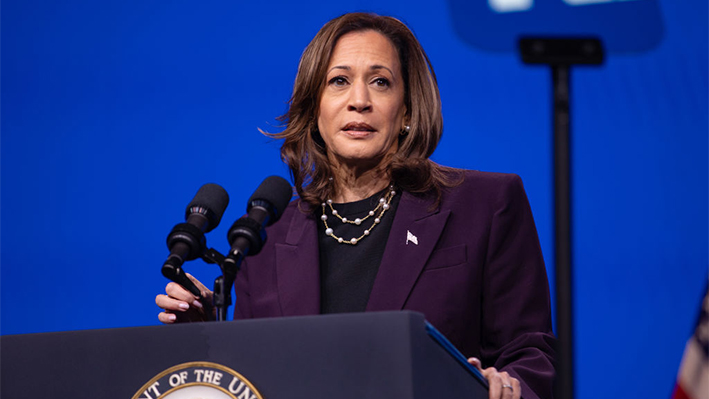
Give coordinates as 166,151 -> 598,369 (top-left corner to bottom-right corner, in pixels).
330,165 -> 390,203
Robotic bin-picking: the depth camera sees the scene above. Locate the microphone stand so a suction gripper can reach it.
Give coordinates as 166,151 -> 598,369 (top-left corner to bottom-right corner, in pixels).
165,246 -> 240,322
518,37 -> 604,399
172,238 -> 259,321
200,248 -> 237,322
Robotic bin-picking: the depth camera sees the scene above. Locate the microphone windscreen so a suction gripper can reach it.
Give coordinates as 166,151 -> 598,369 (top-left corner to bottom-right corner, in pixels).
247,176 -> 292,225
186,183 -> 230,231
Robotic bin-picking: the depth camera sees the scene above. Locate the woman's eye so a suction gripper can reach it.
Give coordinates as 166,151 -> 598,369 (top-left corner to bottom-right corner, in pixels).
373,78 -> 390,87
329,76 -> 348,86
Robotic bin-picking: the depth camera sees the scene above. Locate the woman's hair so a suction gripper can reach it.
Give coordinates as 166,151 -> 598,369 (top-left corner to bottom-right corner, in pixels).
266,12 -> 458,209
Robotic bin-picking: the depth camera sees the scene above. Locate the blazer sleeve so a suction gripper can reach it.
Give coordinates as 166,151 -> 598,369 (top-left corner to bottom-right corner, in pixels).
481,174 -> 556,399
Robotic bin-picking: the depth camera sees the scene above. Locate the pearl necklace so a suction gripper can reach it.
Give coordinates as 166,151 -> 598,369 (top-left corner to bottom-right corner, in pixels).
320,185 -> 397,245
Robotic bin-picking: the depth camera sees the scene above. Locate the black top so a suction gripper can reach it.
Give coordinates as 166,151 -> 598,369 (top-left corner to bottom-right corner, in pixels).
318,188 -> 401,314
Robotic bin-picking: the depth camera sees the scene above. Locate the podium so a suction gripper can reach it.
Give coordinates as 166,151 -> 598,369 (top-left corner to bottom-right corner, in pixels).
1,311 -> 488,398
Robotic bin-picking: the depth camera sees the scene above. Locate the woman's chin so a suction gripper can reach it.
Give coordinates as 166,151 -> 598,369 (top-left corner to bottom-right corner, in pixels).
331,152 -> 390,170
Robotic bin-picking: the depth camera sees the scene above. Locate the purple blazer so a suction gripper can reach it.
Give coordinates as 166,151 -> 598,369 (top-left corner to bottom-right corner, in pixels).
235,170 -> 556,399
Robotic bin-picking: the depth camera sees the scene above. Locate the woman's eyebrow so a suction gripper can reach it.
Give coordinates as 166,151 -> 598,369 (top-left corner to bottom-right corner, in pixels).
327,65 -> 395,75
328,65 -> 350,74
370,65 -> 394,75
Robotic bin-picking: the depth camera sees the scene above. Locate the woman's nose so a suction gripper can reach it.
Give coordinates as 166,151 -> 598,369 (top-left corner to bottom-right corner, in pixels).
347,82 -> 371,112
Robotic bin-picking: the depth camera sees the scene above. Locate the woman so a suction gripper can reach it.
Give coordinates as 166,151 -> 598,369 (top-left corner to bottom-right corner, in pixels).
156,13 -> 556,399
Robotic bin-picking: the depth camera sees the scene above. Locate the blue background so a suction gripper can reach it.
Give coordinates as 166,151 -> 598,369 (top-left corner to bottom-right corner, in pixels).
2,1 -> 706,398
449,0 -> 664,52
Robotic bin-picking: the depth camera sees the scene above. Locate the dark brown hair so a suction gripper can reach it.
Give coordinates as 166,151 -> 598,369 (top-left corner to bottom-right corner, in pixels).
266,12 -> 459,209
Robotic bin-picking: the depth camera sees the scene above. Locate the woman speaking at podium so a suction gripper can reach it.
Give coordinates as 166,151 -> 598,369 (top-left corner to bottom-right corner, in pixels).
156,13 -> 556,399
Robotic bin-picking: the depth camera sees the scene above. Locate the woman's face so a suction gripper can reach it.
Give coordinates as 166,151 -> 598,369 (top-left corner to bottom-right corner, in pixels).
317,30 -> 407,171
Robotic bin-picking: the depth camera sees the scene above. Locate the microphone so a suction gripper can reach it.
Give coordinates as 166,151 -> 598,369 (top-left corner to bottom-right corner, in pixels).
162,183 -> 230,297
225,176 -> 292,265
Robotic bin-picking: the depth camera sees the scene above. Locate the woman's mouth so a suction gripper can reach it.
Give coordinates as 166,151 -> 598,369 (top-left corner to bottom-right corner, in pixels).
342,122 -> 376,136
343,122 -> 375,131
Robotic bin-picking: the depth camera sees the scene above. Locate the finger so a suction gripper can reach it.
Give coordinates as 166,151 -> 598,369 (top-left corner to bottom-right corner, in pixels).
500,380 -> 515,399
185,273 -> 211,295
501,383 -> 513,399
165,281 -> 197,301
511,378 -> 521,399
165,282 -> 203,309
481,366 -> 497,379
157,311 -> 177,324
467,357 -> 483,371
485,368 -> 502,399
155,294 -> 191,312
497,372 -> 514,399
159,304 -> 210,323
184,274 -> 214,308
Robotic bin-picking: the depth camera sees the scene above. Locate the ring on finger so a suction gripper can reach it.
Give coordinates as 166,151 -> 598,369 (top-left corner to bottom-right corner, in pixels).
502,384 -> 513,390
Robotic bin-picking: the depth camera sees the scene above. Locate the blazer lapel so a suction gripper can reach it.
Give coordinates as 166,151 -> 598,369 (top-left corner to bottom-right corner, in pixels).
366,191 -> 451,311
275,205 -> 321,316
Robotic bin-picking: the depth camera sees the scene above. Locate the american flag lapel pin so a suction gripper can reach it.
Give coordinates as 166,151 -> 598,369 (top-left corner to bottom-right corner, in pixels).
406,230 -> 418,245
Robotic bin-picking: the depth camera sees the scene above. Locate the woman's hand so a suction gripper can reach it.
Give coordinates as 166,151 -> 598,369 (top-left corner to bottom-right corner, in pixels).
155,273 -> 215,323
468,357 -> 521,399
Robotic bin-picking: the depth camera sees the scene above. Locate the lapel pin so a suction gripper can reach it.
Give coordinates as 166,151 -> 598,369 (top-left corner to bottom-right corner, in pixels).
406,230 -> 419,245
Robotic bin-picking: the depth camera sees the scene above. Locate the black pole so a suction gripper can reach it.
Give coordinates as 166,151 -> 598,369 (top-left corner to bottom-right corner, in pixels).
518,37 -> 604,399
552,64 -> 574,399
211,253 -> 241,322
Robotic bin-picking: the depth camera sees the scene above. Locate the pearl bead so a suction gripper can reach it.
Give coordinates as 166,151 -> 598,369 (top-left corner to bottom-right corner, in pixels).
320,184 -> 398,245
